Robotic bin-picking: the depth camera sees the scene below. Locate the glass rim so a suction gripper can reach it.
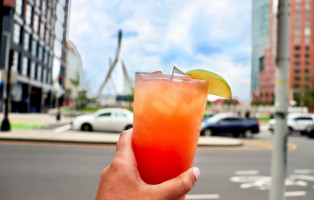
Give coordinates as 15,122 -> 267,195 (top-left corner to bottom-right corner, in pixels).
135,72 -> 208,84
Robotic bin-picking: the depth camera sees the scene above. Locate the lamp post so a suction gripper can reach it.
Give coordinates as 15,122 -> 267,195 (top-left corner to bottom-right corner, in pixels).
1,49 -> 13,131
269,0 -> 290,200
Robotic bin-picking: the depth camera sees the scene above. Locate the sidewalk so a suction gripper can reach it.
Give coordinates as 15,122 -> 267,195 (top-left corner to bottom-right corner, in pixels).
0,129 -> 243,146
0,113 -> 243,146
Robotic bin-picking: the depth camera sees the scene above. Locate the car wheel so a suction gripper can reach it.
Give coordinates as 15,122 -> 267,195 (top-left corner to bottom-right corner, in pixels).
81,123 -> 93,132
308,131 -> 314,139
244,130 -> 253,138
300,131 -> 307,136
125,125 -> 133,130
204,129 -> 213,136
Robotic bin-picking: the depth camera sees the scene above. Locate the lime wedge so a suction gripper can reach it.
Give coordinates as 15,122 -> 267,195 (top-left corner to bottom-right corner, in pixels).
186,69 -> 232,99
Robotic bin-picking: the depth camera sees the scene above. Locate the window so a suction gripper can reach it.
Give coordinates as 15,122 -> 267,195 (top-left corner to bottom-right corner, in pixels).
99,112 -> 111,117
305,46 -> 310,51
305,61 -> 310,66
295,54 -> 301,58
15,0 -> 23,16
22,57 -> 28,76
306,12 -> 311,17
13,23 -> 21,44
305,27 -> 311,36
294,69 -> 300,73
305,54 -> 310,58
54,40 -> 62,58
23,32 -> 30,51
306,20 -> 311,25
305,3 -> 311,9
45,69 -> 49,83
56,3 -> 65,23
43,68 -> 46,83
305,68 -> 310,73
33,13 -> 39,33
295,61 -> 300,66
35,0 -> 41,7
41,1 -> 46,14
38,45 -> 43,60
305,37 -> 311,44
295,28 -> 301,35
30,62 -> 35,79
295,4 -> 301,9
294,37 -> 301,43
45,29 -> 50,43
40,22 -> 45,38
295,117 -> 313,121
55,21 -> 64,40
295,12 -> 301,17
47,9 -> 50,22
115,113 -> 127,117
25,4 -> 32,26
295,19 -> 301,25
37,65 -> 42,81
294,76 -> 300,81
295,45 -> 301,50
47,70 -> 51,84
32,40 -> 37,56
12,51 -> 19,70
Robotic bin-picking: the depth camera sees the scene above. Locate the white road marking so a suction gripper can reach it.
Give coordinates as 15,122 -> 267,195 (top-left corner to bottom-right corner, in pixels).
186,194 -> 220,199
294,169 -> 314,174
290,175 -> 314,182
54,124 -> 71,133
235,170 -> 259,175
284,191 -> 306,197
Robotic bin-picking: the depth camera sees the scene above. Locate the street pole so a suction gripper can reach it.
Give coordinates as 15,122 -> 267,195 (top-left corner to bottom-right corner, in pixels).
269,0 -> 290,200
1,49 -> 13,131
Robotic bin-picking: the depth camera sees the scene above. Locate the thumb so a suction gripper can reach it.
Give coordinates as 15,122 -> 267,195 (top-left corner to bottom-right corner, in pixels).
153,167 -> 200,200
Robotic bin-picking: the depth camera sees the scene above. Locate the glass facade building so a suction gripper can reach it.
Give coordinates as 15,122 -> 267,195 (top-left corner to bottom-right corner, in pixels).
0,0 -> 70,112
252,0 -> 314,107
251,0 -> 271,99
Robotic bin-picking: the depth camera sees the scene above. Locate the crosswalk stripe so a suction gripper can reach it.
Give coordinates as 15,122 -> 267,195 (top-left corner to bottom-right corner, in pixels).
186,194 -> 220,199
235,170 -> 259,175
284,191 -> 306,197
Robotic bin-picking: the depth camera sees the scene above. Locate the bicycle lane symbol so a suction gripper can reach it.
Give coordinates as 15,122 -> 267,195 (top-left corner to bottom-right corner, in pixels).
230,169 -> 314,196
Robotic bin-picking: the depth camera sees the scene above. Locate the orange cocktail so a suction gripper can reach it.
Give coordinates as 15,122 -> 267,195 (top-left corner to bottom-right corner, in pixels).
132,71 -> 208,199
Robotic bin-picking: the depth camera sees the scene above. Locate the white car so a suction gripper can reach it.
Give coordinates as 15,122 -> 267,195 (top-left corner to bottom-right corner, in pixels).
71,108 -> 133,132
268,113 -> 314,135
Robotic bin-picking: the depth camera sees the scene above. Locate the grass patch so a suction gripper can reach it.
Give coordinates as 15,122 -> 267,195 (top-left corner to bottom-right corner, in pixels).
10,123 -> 46,130
259,115 -> 270,122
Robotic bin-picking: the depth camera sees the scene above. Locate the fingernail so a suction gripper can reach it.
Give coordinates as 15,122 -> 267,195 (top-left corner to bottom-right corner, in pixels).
192,167 -> 200,181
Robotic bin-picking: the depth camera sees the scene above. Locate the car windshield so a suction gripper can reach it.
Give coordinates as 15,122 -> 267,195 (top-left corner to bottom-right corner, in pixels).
206,114 -> 234,123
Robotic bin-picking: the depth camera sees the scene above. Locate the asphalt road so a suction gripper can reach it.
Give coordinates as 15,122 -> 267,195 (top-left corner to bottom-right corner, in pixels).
0,133 -> 313,200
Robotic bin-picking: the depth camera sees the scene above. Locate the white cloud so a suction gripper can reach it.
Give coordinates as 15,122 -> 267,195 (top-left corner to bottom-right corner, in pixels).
68,0 -> 252,100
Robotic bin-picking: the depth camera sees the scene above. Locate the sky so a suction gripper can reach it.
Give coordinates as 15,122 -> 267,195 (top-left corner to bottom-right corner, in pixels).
68,0 -> 252,101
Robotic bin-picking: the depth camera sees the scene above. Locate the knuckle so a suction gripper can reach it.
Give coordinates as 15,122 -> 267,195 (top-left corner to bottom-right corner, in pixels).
110,157 -> 125,172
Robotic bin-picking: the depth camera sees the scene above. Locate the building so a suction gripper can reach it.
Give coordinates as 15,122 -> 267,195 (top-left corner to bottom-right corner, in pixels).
64,41 -> 86,108
251,0 -> 271,99
0,0 -> 70,113
252,0 -> 314,108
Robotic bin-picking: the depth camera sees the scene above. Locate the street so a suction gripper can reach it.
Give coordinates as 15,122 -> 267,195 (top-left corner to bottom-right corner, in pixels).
0,132 -> 313,200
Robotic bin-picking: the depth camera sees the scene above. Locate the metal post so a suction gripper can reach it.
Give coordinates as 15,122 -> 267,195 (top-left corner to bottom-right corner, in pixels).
1,49 -> 13,131
269,0 -> 290,200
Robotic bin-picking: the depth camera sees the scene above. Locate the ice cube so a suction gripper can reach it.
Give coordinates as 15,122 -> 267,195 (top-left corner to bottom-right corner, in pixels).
150,71 -> 163,76
172,66 -> 190,78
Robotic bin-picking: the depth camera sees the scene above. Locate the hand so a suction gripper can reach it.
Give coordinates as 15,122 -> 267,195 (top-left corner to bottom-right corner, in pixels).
95,129 -> 200,200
